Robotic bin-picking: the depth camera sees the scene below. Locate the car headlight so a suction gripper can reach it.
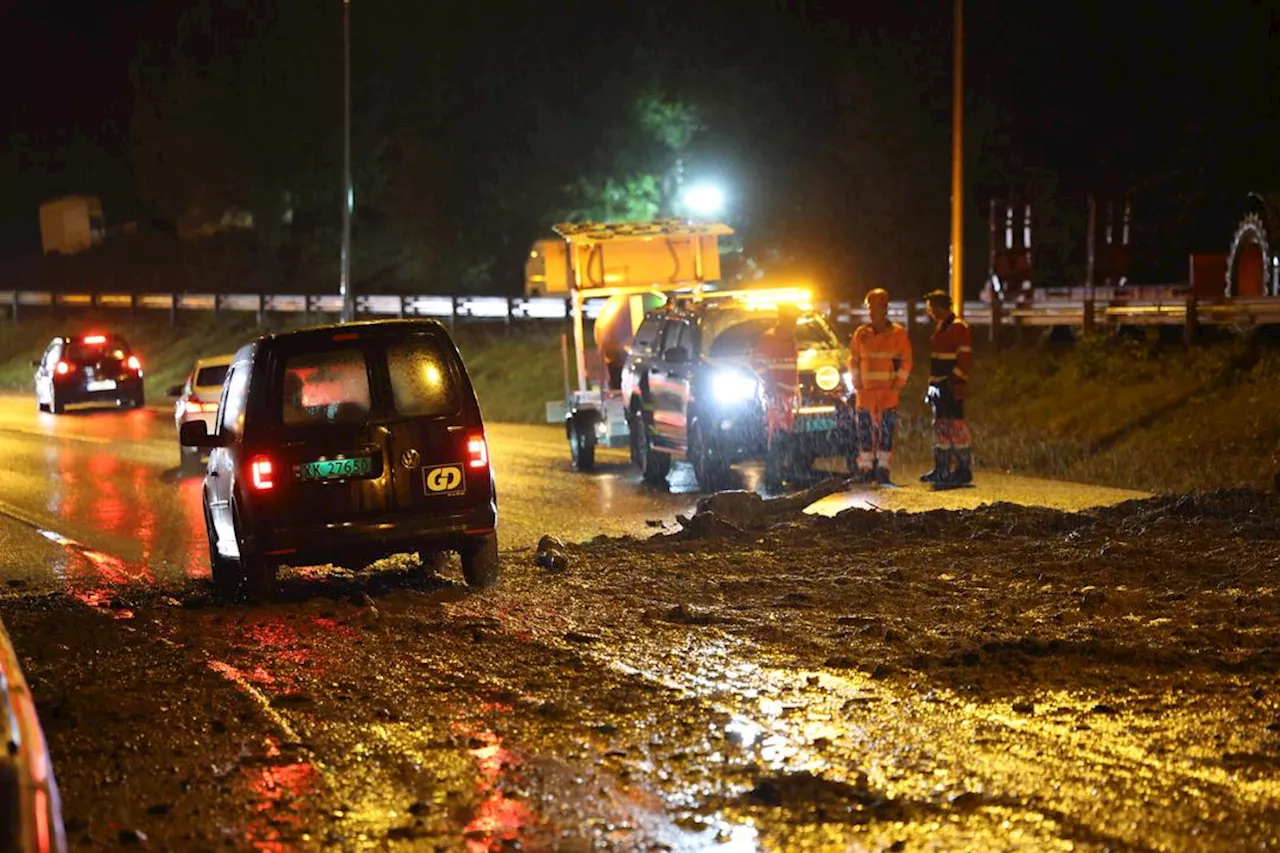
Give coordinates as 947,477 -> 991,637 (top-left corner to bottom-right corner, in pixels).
815,365 -> 842,392
711,370 -> 759,405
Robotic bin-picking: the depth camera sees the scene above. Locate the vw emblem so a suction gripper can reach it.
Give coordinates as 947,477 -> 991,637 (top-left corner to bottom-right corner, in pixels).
400,448 -> 421,469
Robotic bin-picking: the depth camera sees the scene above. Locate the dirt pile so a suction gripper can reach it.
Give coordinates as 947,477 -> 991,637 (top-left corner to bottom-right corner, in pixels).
564,487 -> 1280,693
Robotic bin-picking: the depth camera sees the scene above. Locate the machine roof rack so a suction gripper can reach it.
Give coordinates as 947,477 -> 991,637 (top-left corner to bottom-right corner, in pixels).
551,219 -> 734,245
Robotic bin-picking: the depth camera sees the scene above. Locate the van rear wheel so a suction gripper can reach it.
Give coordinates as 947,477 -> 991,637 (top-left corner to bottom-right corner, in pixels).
461,532 -> 500,589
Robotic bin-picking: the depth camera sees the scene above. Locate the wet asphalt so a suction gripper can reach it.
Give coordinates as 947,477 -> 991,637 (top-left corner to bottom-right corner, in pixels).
0,393 -> 1165,851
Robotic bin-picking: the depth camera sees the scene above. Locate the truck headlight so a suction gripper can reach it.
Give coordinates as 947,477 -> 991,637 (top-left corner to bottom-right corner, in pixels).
815,365 -> 842,392
711,371 -> 759,405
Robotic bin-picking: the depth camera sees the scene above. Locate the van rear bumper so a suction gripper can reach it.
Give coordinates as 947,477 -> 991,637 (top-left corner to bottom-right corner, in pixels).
257,502 -> 497,566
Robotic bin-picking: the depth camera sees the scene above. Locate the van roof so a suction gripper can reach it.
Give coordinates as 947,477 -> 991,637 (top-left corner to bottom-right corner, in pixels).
233,319 -> 454,360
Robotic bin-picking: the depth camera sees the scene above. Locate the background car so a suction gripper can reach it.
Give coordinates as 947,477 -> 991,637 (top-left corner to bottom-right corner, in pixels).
33,332 -> 144,414
167,354 -> 234,471
180,320 -> 499,600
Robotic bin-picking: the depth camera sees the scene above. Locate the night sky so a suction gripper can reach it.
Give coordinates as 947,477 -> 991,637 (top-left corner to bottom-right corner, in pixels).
1,0 -> 1277,293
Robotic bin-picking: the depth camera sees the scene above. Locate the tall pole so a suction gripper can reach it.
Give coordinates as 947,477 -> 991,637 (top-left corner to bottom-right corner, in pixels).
340,0 -> 354,323
949,0 -> 964,317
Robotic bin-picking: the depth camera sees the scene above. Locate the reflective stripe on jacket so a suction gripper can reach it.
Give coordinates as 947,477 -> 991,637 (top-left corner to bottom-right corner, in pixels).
928,314 -> 973,399
848,321 -> 912,410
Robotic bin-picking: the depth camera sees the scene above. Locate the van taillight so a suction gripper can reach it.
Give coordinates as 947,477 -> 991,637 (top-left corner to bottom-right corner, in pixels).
126,355 -> 141,372
55,361 -> 72,376
467,436 -> 488,469
250,456 -> 275,490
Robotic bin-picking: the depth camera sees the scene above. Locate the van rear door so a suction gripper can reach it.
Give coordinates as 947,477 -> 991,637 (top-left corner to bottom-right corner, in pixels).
377,333 -> 490,518
264,343 -> 393,525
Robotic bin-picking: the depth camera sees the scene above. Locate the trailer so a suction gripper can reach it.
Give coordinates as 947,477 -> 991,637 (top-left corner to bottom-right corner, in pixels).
548,219 -> 734,472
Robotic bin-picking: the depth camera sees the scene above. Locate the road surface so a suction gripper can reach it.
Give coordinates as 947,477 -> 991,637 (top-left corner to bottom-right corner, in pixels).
0,394 -> 1181,852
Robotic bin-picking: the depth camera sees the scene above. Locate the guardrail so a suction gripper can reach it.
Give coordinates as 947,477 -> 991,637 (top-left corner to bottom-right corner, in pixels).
0,619 -> 67,853
3,288 -> 1280,336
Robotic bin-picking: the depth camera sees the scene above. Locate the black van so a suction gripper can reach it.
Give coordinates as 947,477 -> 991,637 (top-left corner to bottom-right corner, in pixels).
180,320 -> 498,600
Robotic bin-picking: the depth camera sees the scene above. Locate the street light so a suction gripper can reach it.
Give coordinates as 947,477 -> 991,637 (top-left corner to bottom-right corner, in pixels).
682,182 -> 726,219
949,0 -> 964,317
339,0 -> 353,323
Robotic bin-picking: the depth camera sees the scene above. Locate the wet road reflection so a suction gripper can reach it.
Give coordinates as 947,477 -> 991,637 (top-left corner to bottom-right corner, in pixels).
0,393 -> 1148,597
0,396 -> 710,584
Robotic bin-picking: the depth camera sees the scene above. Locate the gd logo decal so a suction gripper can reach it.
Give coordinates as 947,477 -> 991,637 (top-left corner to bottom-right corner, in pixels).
424,464 -> 465,495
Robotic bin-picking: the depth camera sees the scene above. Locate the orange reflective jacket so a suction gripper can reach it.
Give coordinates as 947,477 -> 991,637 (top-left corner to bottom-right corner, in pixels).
848,321 -> 912,410
752,326 -> 798,433
928,314 -> 973,399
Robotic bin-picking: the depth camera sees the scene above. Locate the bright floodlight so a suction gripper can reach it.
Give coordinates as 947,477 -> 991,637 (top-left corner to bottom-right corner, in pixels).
683,183 -> 726,218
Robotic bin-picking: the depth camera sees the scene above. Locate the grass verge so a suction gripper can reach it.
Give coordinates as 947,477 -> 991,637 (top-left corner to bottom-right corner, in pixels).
2,314 -> 1276,494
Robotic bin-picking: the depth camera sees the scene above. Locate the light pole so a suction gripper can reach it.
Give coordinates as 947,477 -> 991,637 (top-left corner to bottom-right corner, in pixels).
949,0 -> 965,316
340,0 -> 354,323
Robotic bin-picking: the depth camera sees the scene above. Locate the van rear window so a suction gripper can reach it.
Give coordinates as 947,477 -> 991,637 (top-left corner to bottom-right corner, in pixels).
282,348 -> 371,426
387,338 -> 461,417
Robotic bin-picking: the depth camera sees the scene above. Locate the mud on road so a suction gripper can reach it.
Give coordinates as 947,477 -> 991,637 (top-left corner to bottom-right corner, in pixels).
3,486 -> 1279,851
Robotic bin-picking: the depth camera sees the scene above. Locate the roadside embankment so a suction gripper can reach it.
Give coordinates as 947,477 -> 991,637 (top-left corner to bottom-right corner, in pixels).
2,314 -> 1277,493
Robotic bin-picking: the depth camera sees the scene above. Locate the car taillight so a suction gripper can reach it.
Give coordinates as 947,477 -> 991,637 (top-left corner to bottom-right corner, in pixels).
83,335 -> 106,345
249,456 -> 275,491
184,395 -> 219,416
55,361 -> 72,376
126,355 -> 141,371
467,435 -> 488,469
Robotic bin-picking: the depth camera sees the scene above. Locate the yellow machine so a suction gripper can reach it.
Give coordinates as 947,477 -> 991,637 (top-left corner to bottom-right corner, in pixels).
545,219 -> 734,471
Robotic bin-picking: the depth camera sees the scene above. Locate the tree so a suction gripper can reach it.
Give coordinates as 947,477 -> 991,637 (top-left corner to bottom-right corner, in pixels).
130,1 -> 343,247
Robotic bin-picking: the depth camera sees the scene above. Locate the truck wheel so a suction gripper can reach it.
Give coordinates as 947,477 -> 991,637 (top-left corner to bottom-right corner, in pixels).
632,409 -> 670,485
569,412 -> 596,473
689,417 -> 730,493
461,532 -> 500,589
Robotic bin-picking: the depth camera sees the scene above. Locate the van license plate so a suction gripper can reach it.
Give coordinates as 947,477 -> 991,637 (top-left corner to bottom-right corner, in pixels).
297,456 -> 374,481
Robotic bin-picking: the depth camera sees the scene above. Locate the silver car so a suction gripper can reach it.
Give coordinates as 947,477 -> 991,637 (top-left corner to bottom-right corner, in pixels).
167,354 -> 234,471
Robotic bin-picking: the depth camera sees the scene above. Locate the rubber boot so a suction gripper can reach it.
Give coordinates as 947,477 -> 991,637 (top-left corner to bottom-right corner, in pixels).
953,448 -> 973,484
919,447 -> 948,483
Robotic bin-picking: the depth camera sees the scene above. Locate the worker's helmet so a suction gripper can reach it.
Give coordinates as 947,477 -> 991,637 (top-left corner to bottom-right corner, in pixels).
864,288 -> 889,308
924,289 -> 952,310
